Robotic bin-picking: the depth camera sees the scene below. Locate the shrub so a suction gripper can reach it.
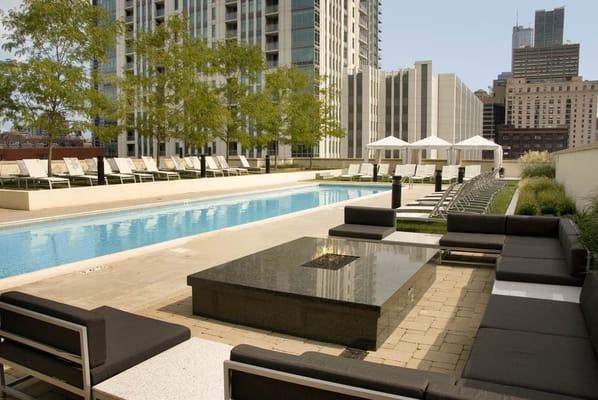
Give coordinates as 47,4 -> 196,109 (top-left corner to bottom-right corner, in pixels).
521,163 -> 556,178
536,190 -> 560,215
519,150 -> 552,165
517,199 -> 538,215
516,177 -> 576,216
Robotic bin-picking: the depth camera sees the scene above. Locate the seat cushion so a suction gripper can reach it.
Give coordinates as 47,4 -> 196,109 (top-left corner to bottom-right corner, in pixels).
439,232 -> 505,251
90,306 -> 190,385
329,224 -> 395,240
505,215 -> 560,237
581,272 -> 598,356
463,328 -> 598,399
457,379 -> 582,400
480,295 -> 588,338
502,236 -> 564,259
559,233 -> 588,276
447,214 -> 506,234
0,291 -> 106,368
496,256 -> 583,286
344,206 -> 396,227
230,345 -> 454,399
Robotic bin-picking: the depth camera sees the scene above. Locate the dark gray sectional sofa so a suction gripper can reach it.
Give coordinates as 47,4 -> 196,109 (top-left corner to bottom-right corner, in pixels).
329,206 -> 396,240
0,291 -> 190,399
439,214 -> 589,286
225,272 -> 598,399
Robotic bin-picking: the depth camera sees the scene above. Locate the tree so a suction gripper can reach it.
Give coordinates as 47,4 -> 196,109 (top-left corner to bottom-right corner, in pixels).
289,79 -> 345,169
0,0 -> 123,175
243,66 -> 312,168
212,40 -> 264,160
119,15 -> 227,161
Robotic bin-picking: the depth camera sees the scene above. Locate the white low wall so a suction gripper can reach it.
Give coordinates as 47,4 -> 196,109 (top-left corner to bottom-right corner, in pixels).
555,144 -> 598,211
0,170 -> 340,211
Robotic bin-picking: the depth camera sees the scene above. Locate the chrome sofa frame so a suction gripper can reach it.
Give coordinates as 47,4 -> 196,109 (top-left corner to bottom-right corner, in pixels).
0,302 -> 93,400
223,360 -> 417,400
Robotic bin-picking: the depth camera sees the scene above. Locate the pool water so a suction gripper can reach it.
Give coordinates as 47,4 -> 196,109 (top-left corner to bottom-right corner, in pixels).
0,184 -> 389,278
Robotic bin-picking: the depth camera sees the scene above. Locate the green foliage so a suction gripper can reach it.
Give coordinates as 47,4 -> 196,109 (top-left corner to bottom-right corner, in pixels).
521,163 -> 556,178
519,150 -> 552,165
396,221 -> 447,234
574,195 -> 598,265
488,181 -> 517,214
0,0 -> 123,173
516,177 -> 576,216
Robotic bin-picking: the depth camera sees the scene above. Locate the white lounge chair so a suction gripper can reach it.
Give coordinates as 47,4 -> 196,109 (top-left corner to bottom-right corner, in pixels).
103,159 -> 136,184
113,158 -> 155,183
186,156 -> 223,177
85,158 -> 98,173
377,164 -> 391,180
359,163 -> 375,181
340,164 -> 361,180
441,165 -> 459,183
214,156 -> 240,175
19,159 -> 70,189
59,157 -> 103,186
409,164 -> 436,185
205,156 -> 226,176
464,165 -> 481,181
394,164 -> 417,180
141,156 -> 180,180
238,155 -> 264,173
170,156 -> 201,178
222,156 -> 248,174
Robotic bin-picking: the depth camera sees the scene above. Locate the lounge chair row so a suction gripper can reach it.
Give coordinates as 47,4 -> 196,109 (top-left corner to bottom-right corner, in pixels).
329,163 -> 481,184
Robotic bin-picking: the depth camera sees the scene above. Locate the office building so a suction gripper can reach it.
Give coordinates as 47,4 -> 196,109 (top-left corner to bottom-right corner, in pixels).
96,0 -> 381,159
512,25 -> 533,49
356,61 -> 482,160
496,127 -> 568,159
534,7 -> 564,48
512,44 -> 579,82
505,77 -> 598,148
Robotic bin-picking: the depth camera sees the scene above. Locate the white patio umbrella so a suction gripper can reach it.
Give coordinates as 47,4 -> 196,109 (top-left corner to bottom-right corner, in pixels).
407,136 -> 452,164
453,135 -> 502,169
367,136 -> 409,163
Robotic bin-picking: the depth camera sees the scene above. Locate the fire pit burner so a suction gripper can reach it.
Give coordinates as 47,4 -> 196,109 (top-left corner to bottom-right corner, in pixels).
302,253 -> 359,270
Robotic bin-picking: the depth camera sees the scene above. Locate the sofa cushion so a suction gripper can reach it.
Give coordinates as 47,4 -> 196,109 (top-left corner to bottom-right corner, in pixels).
581,272 -> 598,356
329,224 -> 395,240
496,256 -> 583,286
230,345 -> 454,399
505,215 -> 560,237
457,379 -> 583,400
0,291 -> 106,368
439,232 -> 505,251
89,306 -> 190,385
559,233 -> 588,276
447,214 -> 506,235
344,206 -> 395,227
463,328 -> 598,399
502,236 -> 564,259
480,295 -> 588,338
559,218 -> 580,237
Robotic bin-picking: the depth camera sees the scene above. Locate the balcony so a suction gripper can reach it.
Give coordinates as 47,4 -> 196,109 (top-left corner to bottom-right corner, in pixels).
125,0 -> 134,9
225,11 -> 237,20
225,30 -> 237,38
155,8 -> 165,18
265,4 -> 278,14
125,14 -> 134,23
265,41 -> 278,51
126,61 -> 134,70
265,24 -> 278,33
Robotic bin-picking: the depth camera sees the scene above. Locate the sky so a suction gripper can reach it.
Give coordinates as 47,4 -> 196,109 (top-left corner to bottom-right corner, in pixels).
1,0 -> 597,92
381,0 -> 598,91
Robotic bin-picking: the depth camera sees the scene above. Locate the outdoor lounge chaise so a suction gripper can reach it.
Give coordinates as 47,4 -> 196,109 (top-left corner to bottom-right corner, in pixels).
439,214 -> 589,286
224,272 -> 598,399
59,157 -> 103,186
329,206 -> 396,240
141,156 -> 180,180
0,291 -> 190,400
17,159 -> 71,190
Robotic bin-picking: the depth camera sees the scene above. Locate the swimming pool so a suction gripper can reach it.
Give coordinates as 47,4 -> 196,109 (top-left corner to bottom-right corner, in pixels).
0,184 -> 389,278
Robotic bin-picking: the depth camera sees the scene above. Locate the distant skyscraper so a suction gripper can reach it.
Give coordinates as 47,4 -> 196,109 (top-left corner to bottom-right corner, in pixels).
512,44 -> 579,81
512,25 -> 533,49
534,7 -> 564,48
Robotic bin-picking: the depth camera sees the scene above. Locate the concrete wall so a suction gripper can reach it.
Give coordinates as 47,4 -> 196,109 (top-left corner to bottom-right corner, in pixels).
555,144 -> 598,211
0,170 -> 337,211
501,160 -> 522,178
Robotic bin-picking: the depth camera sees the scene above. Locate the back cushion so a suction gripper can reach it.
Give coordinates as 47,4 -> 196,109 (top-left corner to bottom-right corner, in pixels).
580,273 -> 598,356
505,215 -> 560,237
559,233 -> 588,276
559,218 -> 580,238
345,206 -> 395,227
447,214 -> 506,234
0,292 -> 107,368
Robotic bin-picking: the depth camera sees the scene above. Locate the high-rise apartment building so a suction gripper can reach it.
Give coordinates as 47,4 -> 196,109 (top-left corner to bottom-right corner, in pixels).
505,77 -> 598,148
512,44 -> 579,82
512,25 -> 533,49
96,0 -> 381,159
340,61 -> 482,160
534,7 -> 564,48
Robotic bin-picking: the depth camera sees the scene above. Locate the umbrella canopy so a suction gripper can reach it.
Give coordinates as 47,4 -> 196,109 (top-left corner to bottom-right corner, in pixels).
452,135 -> 500,150
408,135 -> 452,150
367,136 -> 409,150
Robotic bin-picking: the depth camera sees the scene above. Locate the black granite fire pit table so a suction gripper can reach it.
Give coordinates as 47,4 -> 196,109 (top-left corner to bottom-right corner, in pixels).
187,237 -> 437,350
